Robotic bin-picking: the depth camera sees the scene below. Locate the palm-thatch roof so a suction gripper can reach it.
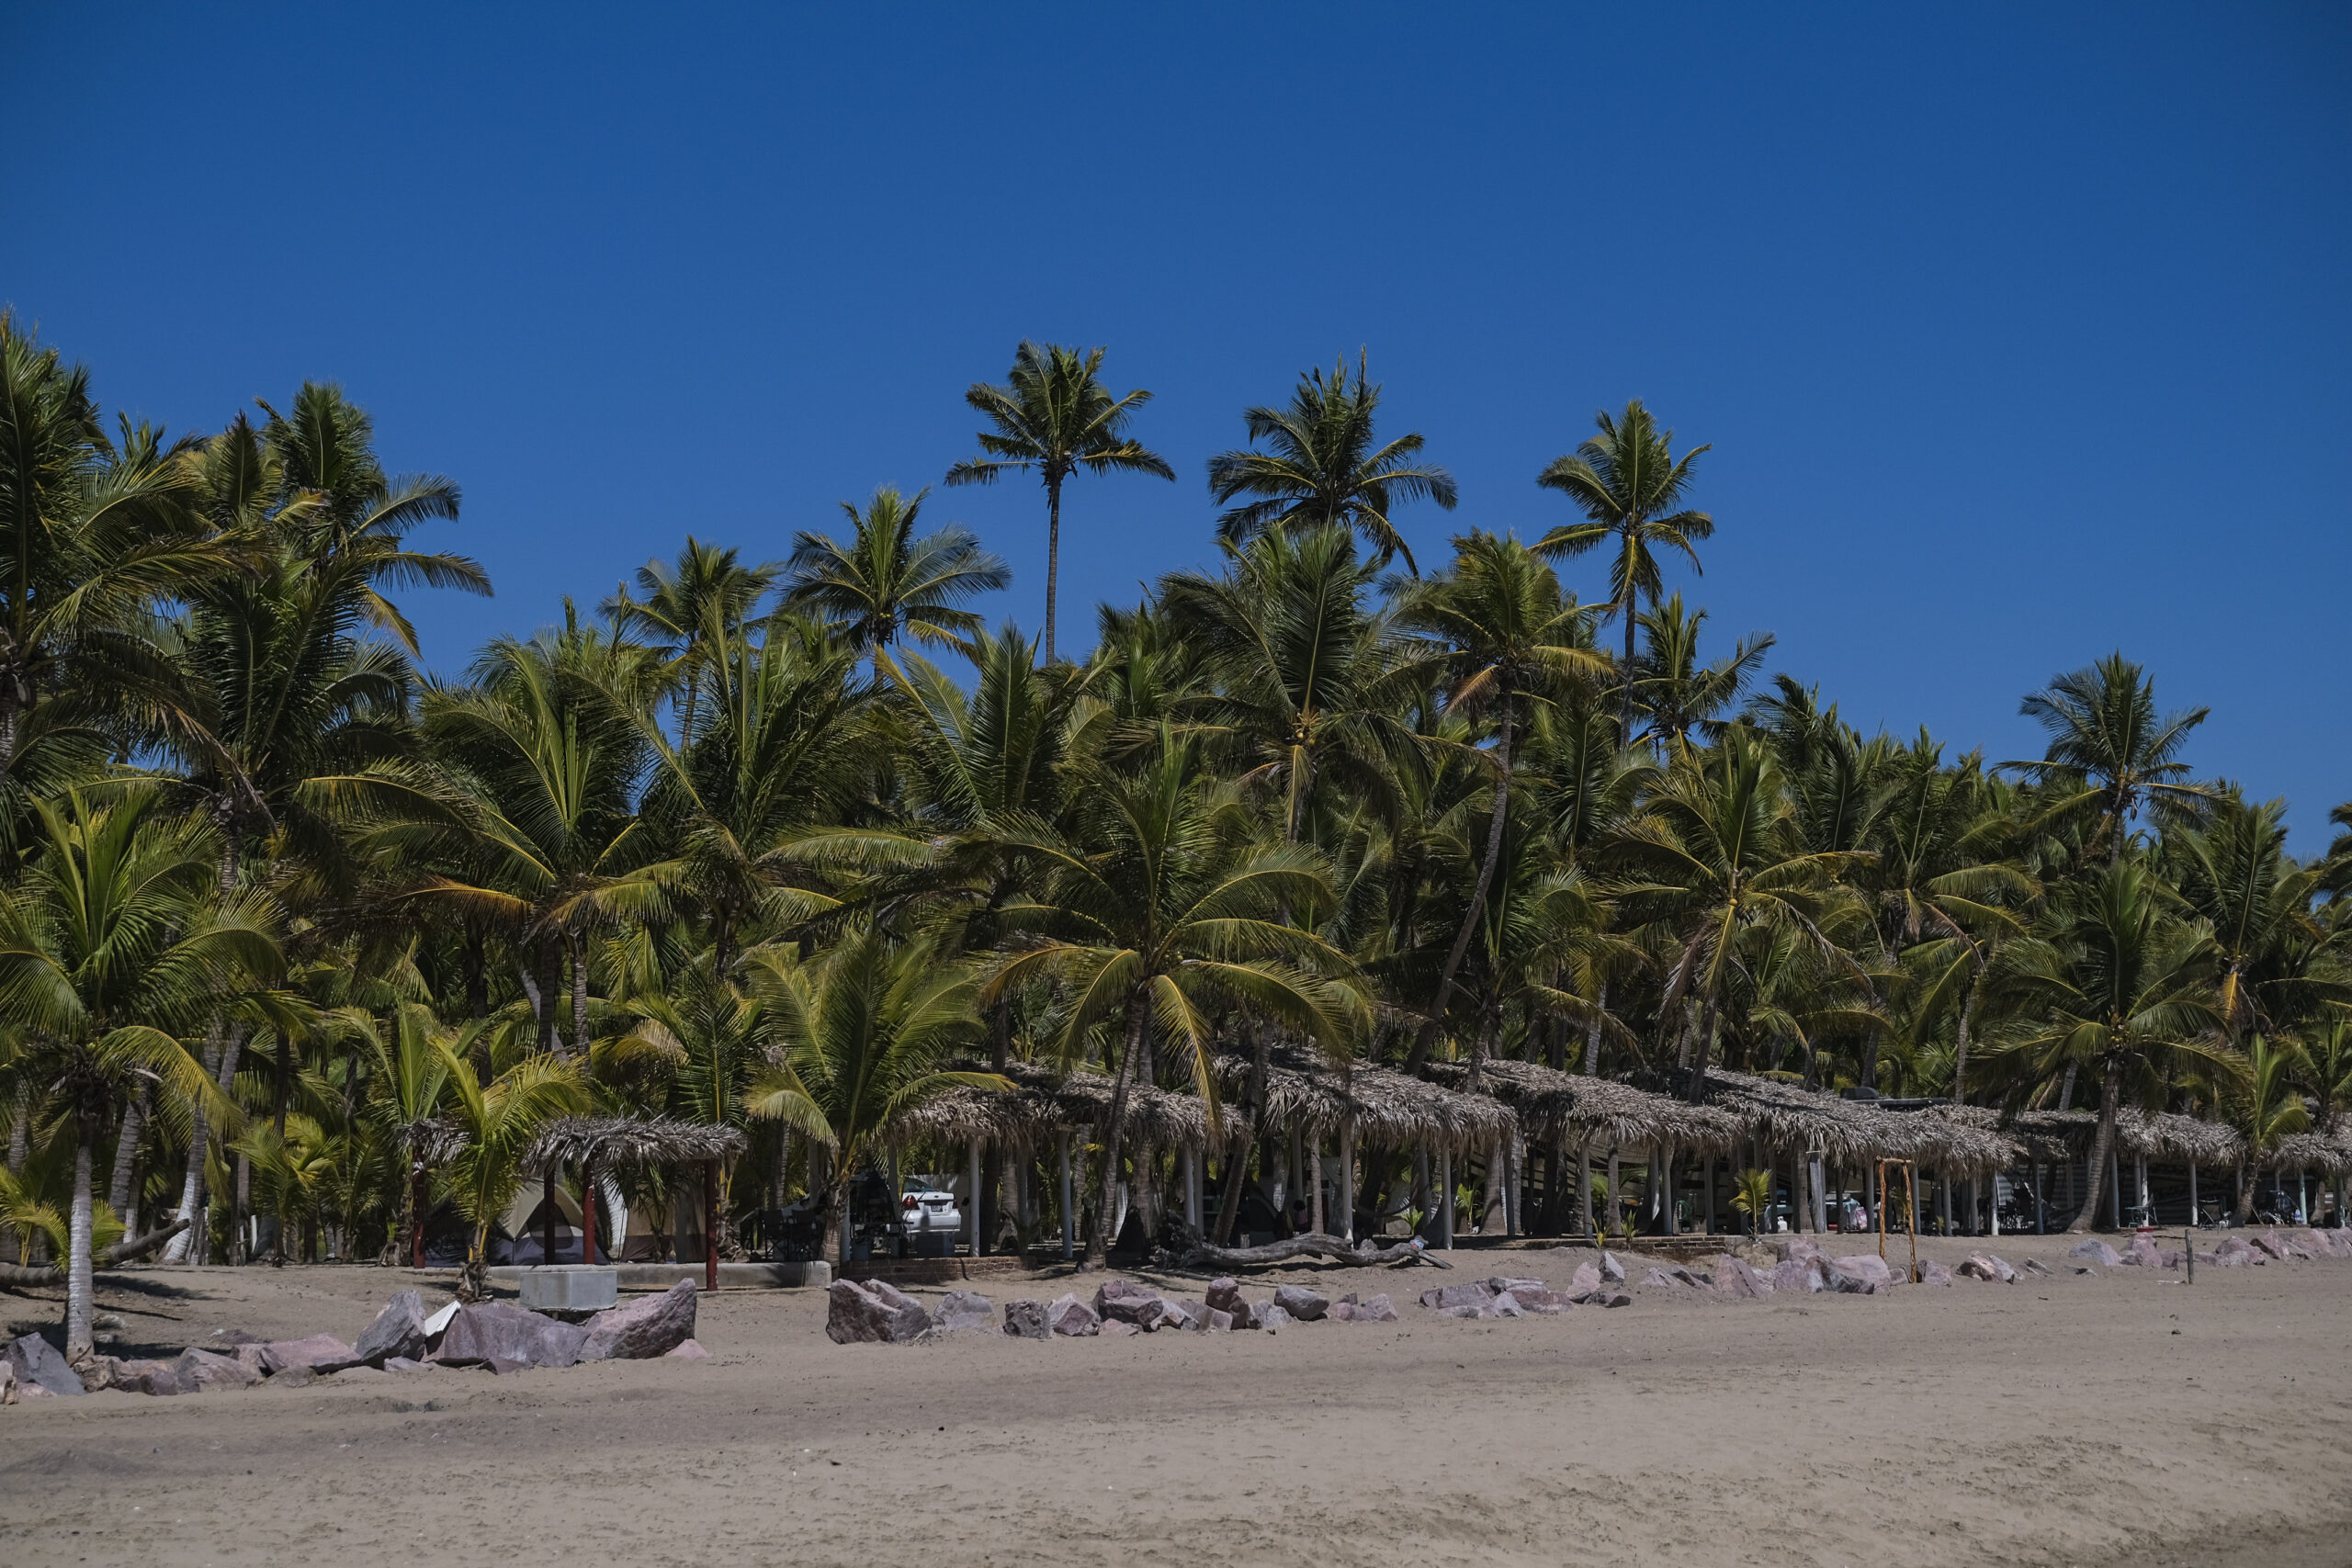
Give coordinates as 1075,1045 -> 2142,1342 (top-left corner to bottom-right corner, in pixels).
881,1063 -> 1237,1150
1993,1108 -> 2244,1167
527,1115 -> 747,1172
1635,1068 -> 1930,1167
2266,1128 -> 2352,1176
1901,1103 -> 2028,1178
1421,1058 -> 1744,1153
1216,1046 -> 1518,1154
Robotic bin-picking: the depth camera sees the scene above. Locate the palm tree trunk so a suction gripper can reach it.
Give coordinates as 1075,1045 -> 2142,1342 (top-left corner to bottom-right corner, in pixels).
1211,1028 -> 1270,1246
1618,585 -> 1639,746
65,1131 -> 96,1363
2068,1055 -> 2123,1234
1088,1000 -> 1149,1267
3,1083 -> 30,1259
1682,992 -> 1723,1103
1044,472 -> 1064,664
107,1086 -> 149,1221
1582,982 -> 1607,1074
569,930 -> 591,1060
1406,695 -> 1514,1071
1950,971 -> 1980,1105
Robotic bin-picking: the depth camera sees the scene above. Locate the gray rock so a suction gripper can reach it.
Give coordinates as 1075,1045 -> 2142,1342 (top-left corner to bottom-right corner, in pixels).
1771,1256 -> 1827,1293
1774,1236 -> 1822,1264
1351,1292 -> 1399,1322
1167,1298 -> 1213,1331
173,1348 -> 260,1393
1600,1251 -> 1626,1284
1833,1254 -> 1894,1289
2020,1258 -> 2053,1277
1487,1276 -> 1547,1293
1099,1319 -> 1141,1337
332,1364 -> 393,1383
258,1332 -> 356,1375
931,1289 -> 997,1333
1207,1308 -> 1233,1332
1093,1278 -> 1170,1327
1918,1259 -> 1955,1287
270,1364 -> 318,1388
351,1289 -> 430,1366
2126,1235 -> 2165,1269
1599,1292 -> 1633,1308
2069,1238 -> 2124,1267
826,1278 -> 931,1345
580,1279 -> 699,1360
1569,1260 -> 1601,1296
1962,1252 -> 2016,1283
1002,1300 -> 1050,1340
1712,1255 -> 1773,1300
1420,1281 -> 1498,1310
1257,1303 -> 1293,1331
6,1333 -> 85,1398
1499,1288 -> 1577,1314
1642,1268 -> 1687,1289
1272,1283 -> 1329,1322
383,1356 -> 431,1372
1046,1292 -> 1101,1337
102,1357 -> 184,1395
435,1301 -> 588,1369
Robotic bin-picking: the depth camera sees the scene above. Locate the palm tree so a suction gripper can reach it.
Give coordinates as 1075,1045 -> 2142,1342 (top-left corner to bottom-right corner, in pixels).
2166,794 -> 2332,1042
0,315 -> 232,774
0,791 -> 276,1358
1394,533 -> 1607,1067
368,1001 -> 456,1267
981,738 -> 1364,1264
1534,400 -> 1714,743
604,537 -> 778,748
433,1032 -> 586,1299
742,931 -> 1002,1267
2227,1033 -> 2309,1220
781,487 -> 1009,662
1614,728 -> 1871,1100
945,343 -> 1171,663
2010,654 -> 2211,865
1989,858 -> 2227,1232
1629,593 -> 1773,750
1206,354 -> 1456,574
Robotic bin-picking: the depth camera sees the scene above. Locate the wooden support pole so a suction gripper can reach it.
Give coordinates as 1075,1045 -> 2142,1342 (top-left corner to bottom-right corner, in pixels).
581,1159 -> 596,1266
703,1159 -> 718,1291
1058,1132 -> 1074,1260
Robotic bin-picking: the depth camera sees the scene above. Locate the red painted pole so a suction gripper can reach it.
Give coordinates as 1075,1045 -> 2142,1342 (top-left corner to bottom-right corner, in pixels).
581,1159 -> 597,1266
704,1159 -> 718,1292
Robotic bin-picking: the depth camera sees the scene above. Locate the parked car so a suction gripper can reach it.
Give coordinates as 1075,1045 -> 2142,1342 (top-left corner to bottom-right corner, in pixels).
894,1176 -> 962,1256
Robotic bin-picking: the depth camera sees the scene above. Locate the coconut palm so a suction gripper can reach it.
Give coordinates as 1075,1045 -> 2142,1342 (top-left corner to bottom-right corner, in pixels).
1613,727 -> 1872,1100
603,536 -> 778,748
1629,593 -> 1773,750
0,791 -> 276,1358
2010,654 -> 2212,865
433,1031 -> 586,1298
781,487 -> 1009,662
979,737 -> 1364,1264
742,930 -> 1001,1266
1534,400 -> 1714,742
1987,858 -> 2227,1231
368,1001 -> 457,1266
1207,353 -> 1456,575
2226,1033 -> 2309,1220
1394,533 -> 1608,1066
945,343 -> 1171,663
2166,794 -> 2334,1042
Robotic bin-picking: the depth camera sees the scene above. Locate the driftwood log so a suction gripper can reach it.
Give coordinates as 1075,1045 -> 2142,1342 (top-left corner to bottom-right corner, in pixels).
0,1217 -> 190,1288
1177,1231 -> 1452,1271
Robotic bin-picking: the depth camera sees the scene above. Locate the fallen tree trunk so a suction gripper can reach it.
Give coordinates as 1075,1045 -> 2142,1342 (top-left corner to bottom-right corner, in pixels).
0,1217 -> 190,1288
1177,1231 -> 1451,1271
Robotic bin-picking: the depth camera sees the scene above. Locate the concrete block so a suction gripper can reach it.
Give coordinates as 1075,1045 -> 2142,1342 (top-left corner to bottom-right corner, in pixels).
520,1265 -> 619,1312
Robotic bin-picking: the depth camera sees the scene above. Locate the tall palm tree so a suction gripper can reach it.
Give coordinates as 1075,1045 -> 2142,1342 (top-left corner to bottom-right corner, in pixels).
981,738 -> 1363,1264
743,931 -> 1001,1266
1534,400 -> 1714,743
781,487 -> 1009,662
945,343 -> 1171,663
0,791 -> 276,1358
0,315 -> 231,775
1613,728 -> 1871,1100
1989,857 -> 2227,1232
2010,654 -> 2211,865
368,1001 -> 455,1267
2166,794 -> 2332,1042
1394,533 -> 1606,1067
603,536 -> 778,748
1206,353 -> 1456,574
1629,593 -> 1773,750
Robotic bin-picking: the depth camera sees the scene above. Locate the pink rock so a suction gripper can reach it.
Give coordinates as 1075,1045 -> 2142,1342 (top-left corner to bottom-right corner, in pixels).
1712,1255 -> 1773,1300
662,1338 -> 709,1359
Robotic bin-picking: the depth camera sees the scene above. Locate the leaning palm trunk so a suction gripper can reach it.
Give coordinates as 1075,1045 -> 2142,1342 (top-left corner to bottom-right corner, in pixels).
107,1087 -> 150,1224
1087,1004 -> 1150,1267
1407,699 -> 1514,1071
66,1134 -> 96,1363
2067,1056 -> 2124,1234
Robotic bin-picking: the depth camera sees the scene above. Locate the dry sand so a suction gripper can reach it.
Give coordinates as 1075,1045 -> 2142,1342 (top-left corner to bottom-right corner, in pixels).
6,1233 -> 2351,1568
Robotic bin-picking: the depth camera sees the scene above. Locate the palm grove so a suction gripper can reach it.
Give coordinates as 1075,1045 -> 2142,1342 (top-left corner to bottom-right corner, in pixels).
4,316 -> 2347,1360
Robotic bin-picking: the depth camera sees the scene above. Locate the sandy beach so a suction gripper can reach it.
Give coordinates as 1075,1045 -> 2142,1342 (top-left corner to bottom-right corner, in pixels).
6,1235 -> 2350,1568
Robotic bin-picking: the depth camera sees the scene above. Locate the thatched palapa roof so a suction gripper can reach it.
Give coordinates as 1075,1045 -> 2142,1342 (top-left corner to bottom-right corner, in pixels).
527,1115 -> 747,1171
1216,1045 -> 1518,1153
2266,1128 -> 2352,1176
1995,1108 -> 2244,1167
1421,1058 -> 1744,1154
882,1063 -> 1235,1150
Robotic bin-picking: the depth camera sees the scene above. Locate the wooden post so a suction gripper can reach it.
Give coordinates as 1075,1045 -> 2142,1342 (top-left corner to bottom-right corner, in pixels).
1905,1164 -> 1920,1282
581,1159 -> 597,1266
1339,1122 -> 1355,1243
2188,1162 -> 2199,1229
1702,1155 -> 1715,1235
703,1159 -> 718,1292
1310,1134 -> 1325,1236
1438,1147 -> 1453,1248
968,1142 -> 982,1257
1057,1132 -> 1073,1260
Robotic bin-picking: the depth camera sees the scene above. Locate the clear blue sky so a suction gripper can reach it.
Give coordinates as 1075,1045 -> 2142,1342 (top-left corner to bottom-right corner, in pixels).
6,5 -> 2347,845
